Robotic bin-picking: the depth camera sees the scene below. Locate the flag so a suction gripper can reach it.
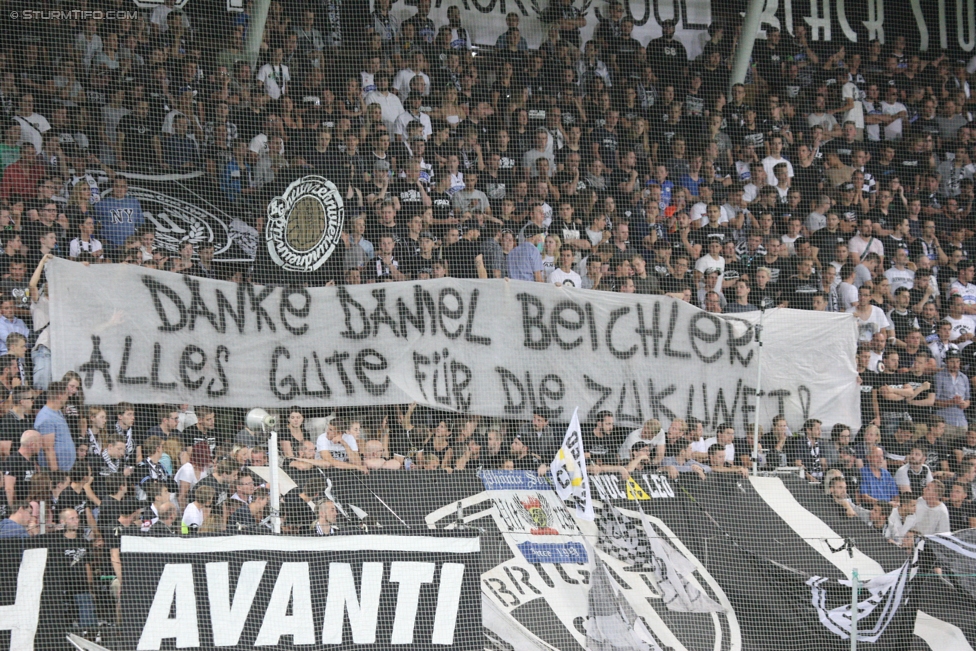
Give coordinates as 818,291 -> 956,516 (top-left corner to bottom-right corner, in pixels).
550,407 -> 594,521
637,505 -> 724,613
586,555 -> 664,651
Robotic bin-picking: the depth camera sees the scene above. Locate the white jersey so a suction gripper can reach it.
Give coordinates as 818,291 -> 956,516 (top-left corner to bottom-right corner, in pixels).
945,314 -> 976,348
550,268 -> 583,288
315,432 -> 358,462
950,280 -> 976,306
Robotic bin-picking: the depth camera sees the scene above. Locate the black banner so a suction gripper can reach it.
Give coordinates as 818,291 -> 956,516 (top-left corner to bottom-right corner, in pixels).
2,471 -> 975,650
121,533 -> 482,650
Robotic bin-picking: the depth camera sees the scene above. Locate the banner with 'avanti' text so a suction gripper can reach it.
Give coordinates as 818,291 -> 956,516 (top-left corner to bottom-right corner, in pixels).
47,259 -> 859,430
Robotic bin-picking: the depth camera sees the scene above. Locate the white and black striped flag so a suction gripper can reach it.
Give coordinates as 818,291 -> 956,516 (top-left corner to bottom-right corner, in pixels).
550,407 -> 594,521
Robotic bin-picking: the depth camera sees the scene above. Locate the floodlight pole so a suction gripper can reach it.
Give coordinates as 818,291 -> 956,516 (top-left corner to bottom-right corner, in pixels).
729,0 -> 767,92
751,306 -> 766,477
267,427 -> 281,534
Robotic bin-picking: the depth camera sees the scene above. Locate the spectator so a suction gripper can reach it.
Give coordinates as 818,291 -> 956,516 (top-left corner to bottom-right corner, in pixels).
228,486 -> 269,530
36,381 -> 74,472
550,246 -> 583,288
315,500 -> 340,535
946,481 -> 976,530
828,475 -> 868,521
913,479 -> 951,535
3,429 -> 41,510
0,501 -> 33,538
860,446 -> 899,505
787,418 -> 827,481
316,418 -> 365,473
0,298 -> 27,357
182,484 -> 214,534
662,438 -> 708,480
884,496 -> 917,547
175,442 -> 212,511
934,349 -> 970,438
894,445 -> 934,495
94,178 -> 144,252
508,224 -> 545,281
148,502 -> 179,537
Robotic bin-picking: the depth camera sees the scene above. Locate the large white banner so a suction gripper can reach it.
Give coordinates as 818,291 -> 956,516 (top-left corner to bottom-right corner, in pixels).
47,259 -> 859,430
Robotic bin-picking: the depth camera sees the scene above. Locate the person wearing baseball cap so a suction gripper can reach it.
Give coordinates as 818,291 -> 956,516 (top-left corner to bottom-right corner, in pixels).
935,345 -> 970,439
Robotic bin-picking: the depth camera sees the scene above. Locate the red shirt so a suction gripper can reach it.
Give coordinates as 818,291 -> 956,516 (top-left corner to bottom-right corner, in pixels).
0,160 -> 44,201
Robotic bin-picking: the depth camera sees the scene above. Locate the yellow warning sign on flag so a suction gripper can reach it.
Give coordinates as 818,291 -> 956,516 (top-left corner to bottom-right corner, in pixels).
626,477 -> 651,500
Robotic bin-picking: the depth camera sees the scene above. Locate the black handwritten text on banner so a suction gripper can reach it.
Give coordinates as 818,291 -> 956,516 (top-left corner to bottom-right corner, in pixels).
47,259 -> 859,430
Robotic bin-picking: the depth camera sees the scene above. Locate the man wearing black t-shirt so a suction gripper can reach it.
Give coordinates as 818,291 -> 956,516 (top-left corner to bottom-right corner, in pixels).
392,159 -> 430,212
760,238 -> 795,284
692,204 -> 728,249
508,436 -> 545,472
0,386 -> 31,458
785,258 -> 820,310
98,493 -> 142,592
51,508 -> 95,629
142,406 -> 179,458
645,19 -> 687,88
919,417 -> 953,476
442,221 -> 483,279
792,144 -> 823,200
91,435 -> 133,498
888,288 -> 920,345
57,465 -> 97,533
188,407 -> 218,452
117,100 -> 155,172
821,122 -> 859,166
582,411 -> 622,469
811,213 -> 848,261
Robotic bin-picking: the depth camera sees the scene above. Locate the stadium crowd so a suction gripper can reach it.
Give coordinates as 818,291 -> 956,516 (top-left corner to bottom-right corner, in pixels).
2,0 -> 976,636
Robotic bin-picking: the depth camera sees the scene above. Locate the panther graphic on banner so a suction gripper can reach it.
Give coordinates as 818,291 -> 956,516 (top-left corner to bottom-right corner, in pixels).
266,175 -> 344,273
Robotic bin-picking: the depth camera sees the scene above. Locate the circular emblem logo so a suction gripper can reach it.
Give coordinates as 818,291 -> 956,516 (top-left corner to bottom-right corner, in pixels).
266,175 -> 344,272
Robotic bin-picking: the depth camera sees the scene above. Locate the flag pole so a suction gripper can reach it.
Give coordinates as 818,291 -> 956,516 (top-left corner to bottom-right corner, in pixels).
751,305 -> 766,477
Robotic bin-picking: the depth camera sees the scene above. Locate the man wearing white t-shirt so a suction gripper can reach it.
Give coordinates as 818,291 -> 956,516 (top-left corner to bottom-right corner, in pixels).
847,218 -> 884,265
691,186 -> 731,226
913,480 -> 951,535
315,420 -> 365,472
13,94 -> 50,155
393,52 -> 432,99
880,85 -> 908,141
364,72 -> 404,132
256,49 -> 290,100
550,247 -> 582,288
949,260 -> 976,314
884,249 -> 915,292
619,418 -> 690,465
761,135 -> 794,181
945,295 -> 976,349
841,79 -> 865,137
694,239 -> 725,293
692,423 -> 736,464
